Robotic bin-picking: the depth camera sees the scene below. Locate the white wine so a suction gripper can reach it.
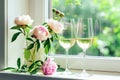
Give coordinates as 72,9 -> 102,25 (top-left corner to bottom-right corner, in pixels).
59,39 -> 75,50
77,38 -> 93,50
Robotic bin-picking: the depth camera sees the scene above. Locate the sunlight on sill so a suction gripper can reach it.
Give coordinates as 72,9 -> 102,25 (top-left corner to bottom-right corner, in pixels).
0,69 -> 120,80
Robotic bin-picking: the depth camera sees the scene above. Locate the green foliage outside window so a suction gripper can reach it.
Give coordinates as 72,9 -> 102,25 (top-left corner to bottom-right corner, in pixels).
52,0 -> 120,57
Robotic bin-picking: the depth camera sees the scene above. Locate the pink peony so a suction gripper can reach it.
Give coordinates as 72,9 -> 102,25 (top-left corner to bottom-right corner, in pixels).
14,15 -> 33,26
47,19 -> 64,33
42,58 -> 58,75
32,25 -> 50,41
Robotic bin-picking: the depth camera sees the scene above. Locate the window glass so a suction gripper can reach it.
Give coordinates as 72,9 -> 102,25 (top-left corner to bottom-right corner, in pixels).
52,0 -> 120,57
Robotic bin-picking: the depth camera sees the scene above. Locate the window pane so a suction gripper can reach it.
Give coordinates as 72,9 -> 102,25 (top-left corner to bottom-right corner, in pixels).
52,0 -> 120,57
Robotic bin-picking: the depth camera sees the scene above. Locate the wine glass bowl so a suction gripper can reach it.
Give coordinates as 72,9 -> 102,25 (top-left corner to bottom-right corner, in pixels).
59,39 -> 75,50
76,38 -> 93,51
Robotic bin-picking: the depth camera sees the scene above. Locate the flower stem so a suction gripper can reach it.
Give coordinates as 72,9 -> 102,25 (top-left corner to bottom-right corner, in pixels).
23,28 -> 29,47
31,42 -> 37,62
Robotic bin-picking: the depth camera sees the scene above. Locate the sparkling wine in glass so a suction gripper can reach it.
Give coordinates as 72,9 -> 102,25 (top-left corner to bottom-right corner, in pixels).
59,19 -> 75,74
76,18 -> 94,77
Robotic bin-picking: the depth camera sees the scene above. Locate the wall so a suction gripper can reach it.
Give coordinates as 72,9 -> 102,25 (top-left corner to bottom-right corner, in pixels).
29,0 -> 49,26
7,0 -> 29,67
0,0 -> 5,69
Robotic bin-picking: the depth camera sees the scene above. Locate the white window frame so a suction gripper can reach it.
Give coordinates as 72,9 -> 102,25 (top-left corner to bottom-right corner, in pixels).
3,0 -> 120,73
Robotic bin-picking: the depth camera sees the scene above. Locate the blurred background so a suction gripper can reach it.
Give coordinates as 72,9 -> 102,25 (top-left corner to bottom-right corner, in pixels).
51,0 -> 120,57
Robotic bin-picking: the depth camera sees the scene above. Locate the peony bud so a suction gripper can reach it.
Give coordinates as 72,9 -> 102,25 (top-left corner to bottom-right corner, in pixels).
14,15 -> 33,26
42,58 -> 58,75
32,25 -> 50,41
47,19 -> 64,33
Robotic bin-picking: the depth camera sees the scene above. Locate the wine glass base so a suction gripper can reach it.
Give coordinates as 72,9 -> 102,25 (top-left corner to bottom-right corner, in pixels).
80,71 -> 90,77
75,70 -> 91,78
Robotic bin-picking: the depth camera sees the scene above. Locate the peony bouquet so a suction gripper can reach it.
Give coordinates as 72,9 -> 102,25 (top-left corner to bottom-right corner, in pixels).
2,9 -> 64,75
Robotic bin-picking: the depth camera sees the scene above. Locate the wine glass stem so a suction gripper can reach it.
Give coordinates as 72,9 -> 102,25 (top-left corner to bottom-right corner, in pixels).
83,49 -> 86,72
65,49 -> 69,71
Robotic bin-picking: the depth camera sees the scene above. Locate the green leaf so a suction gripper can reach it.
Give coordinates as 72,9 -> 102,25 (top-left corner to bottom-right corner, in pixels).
11,32 -> 21,42
1,67 -> 19,72
45,45 -> 49,54
45,45 -> 51,54
36,40 -> 40,51
30,68 -> 39,74
17,58 -> 21,69
1,67 -> 16,71
18,28 -> 22,32
57,68 -> 65,72
10,26 -> 21,30
44,39 -> 49,46
34,60 -> 40,64
57,64 -> 65,72
34,60 -> 43,66
50,37 -> 54,42
27,25 -> 32,29
42,22 -> 47,25
25,27 -> 30,34
28,63 -> 35,72
24,49 -> 31,61
27,43 -> 35,50
44,39 -> 51,54
26,37 -> 34,42
21,64 -> 27,70
44,39 -> 51,47
54,33 -> 59,39
20,64 -> 27,73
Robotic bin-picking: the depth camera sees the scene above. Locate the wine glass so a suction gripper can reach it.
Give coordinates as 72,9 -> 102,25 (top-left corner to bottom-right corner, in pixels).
59,19 -> 75,74
76,18 -> 94,77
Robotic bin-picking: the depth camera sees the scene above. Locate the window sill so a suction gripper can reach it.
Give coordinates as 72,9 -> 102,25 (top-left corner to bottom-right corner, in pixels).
0,71 -> 76,80
0,70 -> 120,80
72,69 -> 120,80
